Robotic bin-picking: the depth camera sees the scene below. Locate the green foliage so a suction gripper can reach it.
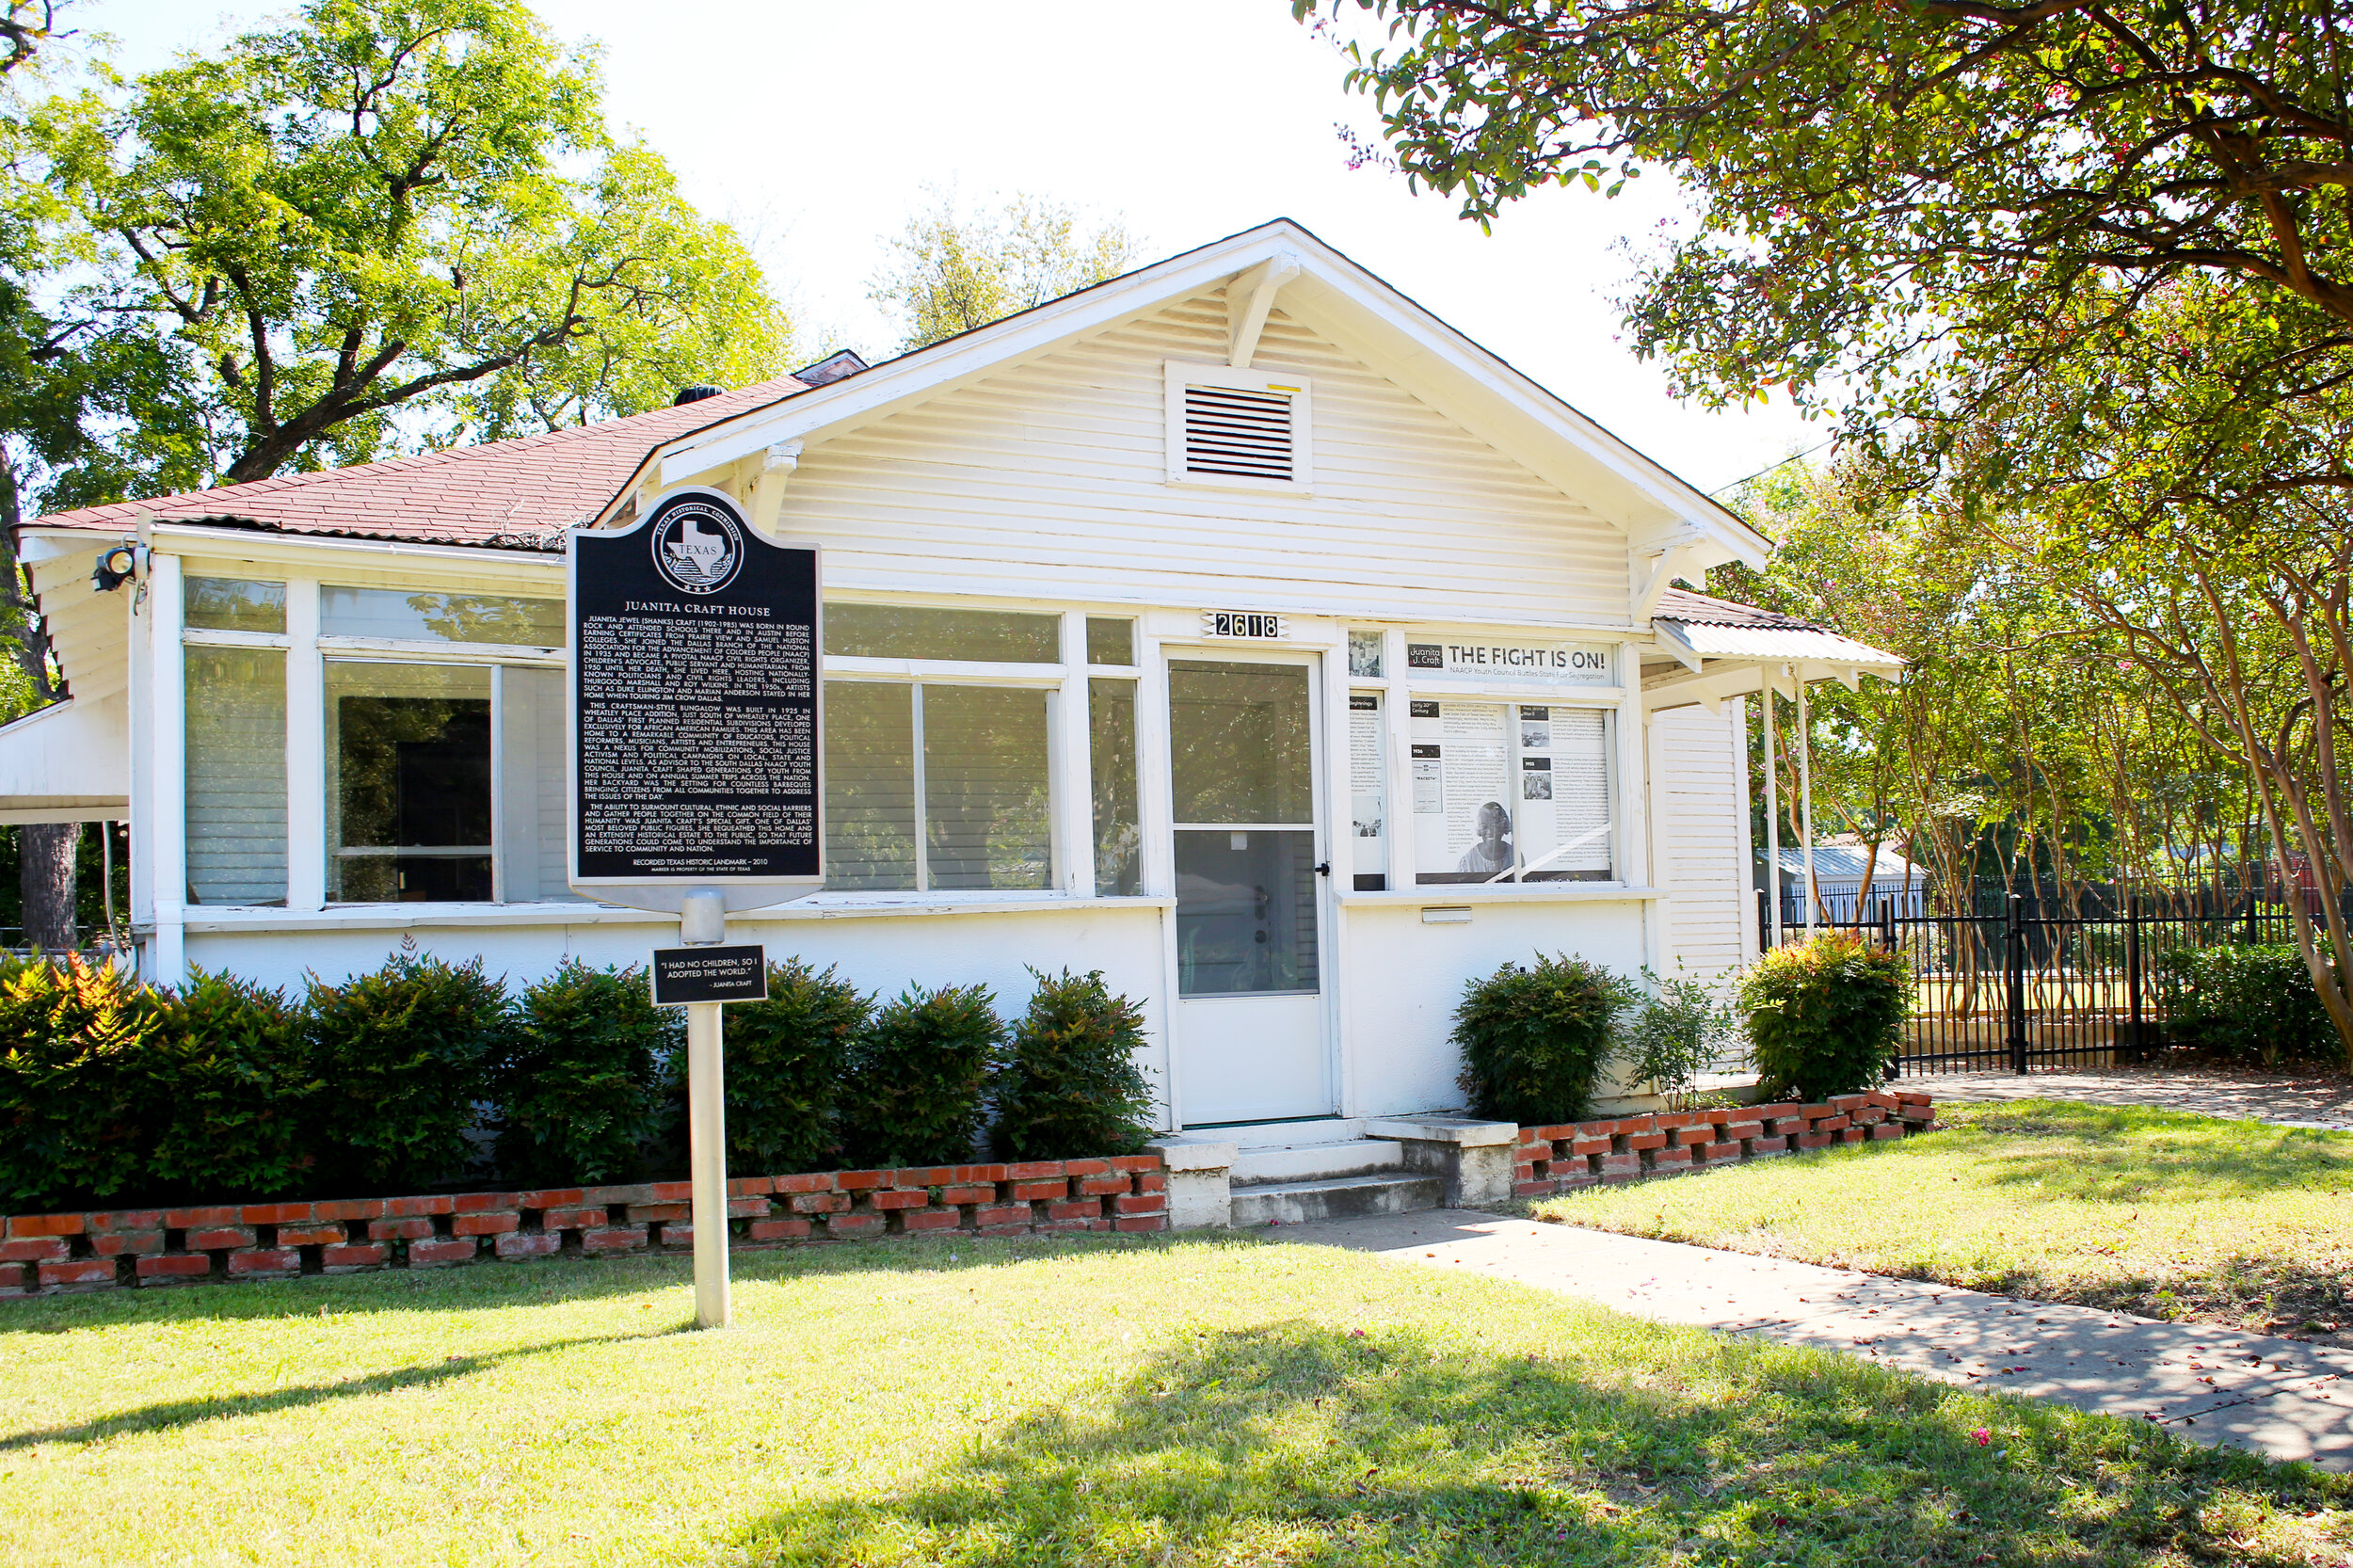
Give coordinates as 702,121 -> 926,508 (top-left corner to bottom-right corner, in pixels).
1451,954 -> 1634,1127
2154,943 -> 2337,1070
724,959 -> 870,1176
27,0 -> 794,488
869,186 -> 1135,351
302,952 -> 510,1193
1623,969 -> 1738,1112
145,971 -> 314,1199
0,953 -> 171,1207
495,961 -> 678,1188
992,968 -> 1154,1161
1739,934 -> 1911,1103
840,983 -> 1003,1170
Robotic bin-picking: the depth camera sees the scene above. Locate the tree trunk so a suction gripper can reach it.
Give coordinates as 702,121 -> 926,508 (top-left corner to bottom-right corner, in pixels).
20,820 -> 78,951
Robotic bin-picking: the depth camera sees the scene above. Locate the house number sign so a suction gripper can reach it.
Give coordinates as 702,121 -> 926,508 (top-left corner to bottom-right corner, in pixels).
1201,610 -> 1288,639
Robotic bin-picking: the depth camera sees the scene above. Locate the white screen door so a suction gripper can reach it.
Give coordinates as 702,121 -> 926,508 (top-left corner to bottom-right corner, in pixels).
1167,657 -> 1329,1123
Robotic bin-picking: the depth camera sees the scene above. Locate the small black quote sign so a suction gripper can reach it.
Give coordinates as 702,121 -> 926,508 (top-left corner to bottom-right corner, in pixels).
650,944 -> 769,1007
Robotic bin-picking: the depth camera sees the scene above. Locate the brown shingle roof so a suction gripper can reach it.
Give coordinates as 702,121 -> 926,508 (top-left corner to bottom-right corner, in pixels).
20,376 -> 809,552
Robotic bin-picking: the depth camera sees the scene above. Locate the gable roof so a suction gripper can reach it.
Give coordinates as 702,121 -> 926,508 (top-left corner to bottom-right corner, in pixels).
21,376 -> 809,551
614,218 -> 1771,571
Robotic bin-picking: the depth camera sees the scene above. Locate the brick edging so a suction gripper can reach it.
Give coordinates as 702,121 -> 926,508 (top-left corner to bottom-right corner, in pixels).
0,1155 -> 1169,1298
1515,1090 -> 1933,1196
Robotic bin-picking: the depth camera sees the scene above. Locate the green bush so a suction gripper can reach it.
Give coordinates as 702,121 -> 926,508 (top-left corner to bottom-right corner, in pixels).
724,959 -> 870,1175
496,961 -> 679,1188
1623,968 -> 1740,1111
1452,953 -> 1635,1127
0,954 -> 172,1208
146,971 -> 314,1200
2154,942 -> 2336,1067
992,968 -> 1155,1160
840,982 -> 1002,1170
1739,932 -> 1911,1102
303,952 -> 511,1193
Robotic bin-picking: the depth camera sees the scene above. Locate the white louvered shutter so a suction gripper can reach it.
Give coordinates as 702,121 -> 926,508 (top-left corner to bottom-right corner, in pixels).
1181,383 -> 1295,482
1164,363 -> 1312,489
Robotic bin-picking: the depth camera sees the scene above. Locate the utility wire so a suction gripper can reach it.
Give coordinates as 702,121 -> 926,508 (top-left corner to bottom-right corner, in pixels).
1708,436 -> 1836,499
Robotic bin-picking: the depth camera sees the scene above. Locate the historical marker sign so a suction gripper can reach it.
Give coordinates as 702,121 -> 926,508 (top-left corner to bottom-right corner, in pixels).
568,487 -> 822,907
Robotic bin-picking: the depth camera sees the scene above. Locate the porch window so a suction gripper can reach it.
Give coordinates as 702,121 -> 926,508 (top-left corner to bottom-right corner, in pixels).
326,662 -> 493,902
185,577 -> 286,634
185,647 -> 288,904
824,603 -> 1059,663
321,587 -> 564,647
821,680 -> 1051,891
1410,699 -> 1613,884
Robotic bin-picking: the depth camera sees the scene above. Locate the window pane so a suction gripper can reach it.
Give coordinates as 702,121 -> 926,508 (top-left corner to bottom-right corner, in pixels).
322,586 -> 564,646
1090,678 -> 1141,895
185,647 -> 287,905
326,662 -> 493,903
495,665 -> 585,903
823,680 -> 917,890
1169,661 -> 1313,824
922,685 -> 1051,890
1175,828 -> 1319,994
1522,707 -> 1613,882
1085,616 -> 1134,665
824,603 -> 1059,663
185,577 -> 287,634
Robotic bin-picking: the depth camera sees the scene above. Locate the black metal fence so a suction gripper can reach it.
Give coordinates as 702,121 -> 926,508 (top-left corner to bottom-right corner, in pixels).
1755,878 -> 2322,1076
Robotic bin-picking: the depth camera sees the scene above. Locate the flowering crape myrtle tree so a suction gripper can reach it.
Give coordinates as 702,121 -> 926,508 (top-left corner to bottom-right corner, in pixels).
1293,0 -> 2353,1062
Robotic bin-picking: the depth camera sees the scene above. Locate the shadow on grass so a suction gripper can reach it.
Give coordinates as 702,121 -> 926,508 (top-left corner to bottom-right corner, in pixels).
0,1330 -> 663,1451
1939,1102 -> 2353,1203
728,1318 -> 2342,1568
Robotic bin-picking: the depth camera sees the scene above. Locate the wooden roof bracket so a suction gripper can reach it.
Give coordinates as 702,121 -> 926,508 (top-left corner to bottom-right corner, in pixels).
1227,253 -> 1303,369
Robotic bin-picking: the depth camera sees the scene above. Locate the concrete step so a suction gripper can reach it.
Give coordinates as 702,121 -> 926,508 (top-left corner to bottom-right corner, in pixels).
1230,1172 -> 1442,1227
1222,1118 -> 1364,1151
1232,1138 -> 1405,1186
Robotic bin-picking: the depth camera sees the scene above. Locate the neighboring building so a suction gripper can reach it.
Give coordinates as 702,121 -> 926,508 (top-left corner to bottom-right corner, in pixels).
1,219 -> 1897,1129
1761,841 -> 1932,925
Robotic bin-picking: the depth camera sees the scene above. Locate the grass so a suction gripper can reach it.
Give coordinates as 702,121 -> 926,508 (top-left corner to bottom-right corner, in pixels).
1533,1099 -> 2353,1339
3,1233 -> 2348,1566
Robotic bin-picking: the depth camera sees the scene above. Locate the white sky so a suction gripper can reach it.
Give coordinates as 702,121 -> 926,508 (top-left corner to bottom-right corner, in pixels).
90,0 -> 1824,494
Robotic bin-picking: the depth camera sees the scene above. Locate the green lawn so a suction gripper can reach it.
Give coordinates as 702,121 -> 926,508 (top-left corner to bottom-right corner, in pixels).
4,1233 -> 2347,1566
1534,1100 -> 2353,1339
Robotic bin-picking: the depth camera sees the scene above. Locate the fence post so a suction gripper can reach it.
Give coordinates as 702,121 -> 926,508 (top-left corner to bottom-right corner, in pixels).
2245,892 -> 2259,945
2124,894 -> 2144,1061
2007,892 -> 2028,1075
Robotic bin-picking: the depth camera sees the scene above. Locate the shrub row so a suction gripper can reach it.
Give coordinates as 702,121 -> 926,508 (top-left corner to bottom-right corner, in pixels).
2154,941 -> 2340,1066
0,953 -> 1155,1213
1452,932 -> 1913,1126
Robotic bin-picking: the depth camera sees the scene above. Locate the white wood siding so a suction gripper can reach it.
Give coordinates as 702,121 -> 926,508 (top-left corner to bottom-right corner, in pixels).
1657,705 -> 1751,981
773,296 -> 1632,627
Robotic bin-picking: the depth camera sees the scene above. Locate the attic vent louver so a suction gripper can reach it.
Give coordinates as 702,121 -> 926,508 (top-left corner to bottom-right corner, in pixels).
1183,384 -> 1294,481
1164,362 -> 1312,491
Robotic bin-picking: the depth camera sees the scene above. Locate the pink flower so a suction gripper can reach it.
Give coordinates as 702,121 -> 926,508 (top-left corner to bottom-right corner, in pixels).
1972,1428 -> 1992,1446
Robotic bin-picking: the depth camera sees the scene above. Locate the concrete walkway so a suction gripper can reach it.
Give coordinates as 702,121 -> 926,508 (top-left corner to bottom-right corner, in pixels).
1276,1209 -> 2353,1472
1910,1064 -> 2353,1129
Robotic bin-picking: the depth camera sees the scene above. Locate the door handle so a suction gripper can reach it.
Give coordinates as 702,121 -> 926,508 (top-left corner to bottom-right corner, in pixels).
1314,861 -> 1332,877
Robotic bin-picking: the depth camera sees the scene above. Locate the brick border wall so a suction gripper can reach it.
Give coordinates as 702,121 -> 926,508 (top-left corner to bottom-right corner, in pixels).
1515,1089 -> 1934,1196
0,1156 -> 1168,1298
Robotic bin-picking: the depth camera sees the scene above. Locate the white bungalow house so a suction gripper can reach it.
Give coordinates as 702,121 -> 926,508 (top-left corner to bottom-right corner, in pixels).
1,219 -> 1897,1144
